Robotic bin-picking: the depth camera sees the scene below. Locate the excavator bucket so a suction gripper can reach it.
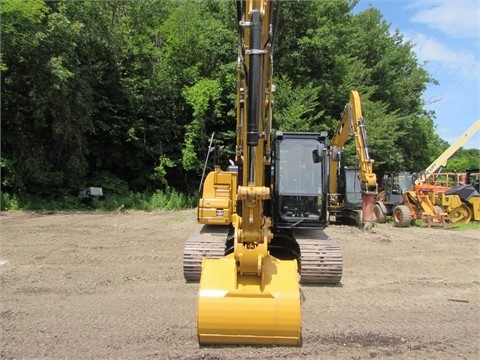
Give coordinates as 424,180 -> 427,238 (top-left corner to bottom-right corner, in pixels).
197,254 -> 301,345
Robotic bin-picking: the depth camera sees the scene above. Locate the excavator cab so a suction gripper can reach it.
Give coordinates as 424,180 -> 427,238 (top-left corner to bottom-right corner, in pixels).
339,167 -> 363,209
273,132 -> 329,229
383,171 -> 415,204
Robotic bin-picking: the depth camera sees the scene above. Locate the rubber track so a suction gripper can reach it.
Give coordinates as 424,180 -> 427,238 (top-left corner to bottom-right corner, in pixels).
183,224 -> 228,282
183,225 -> 343,285
297,238 -> 342,285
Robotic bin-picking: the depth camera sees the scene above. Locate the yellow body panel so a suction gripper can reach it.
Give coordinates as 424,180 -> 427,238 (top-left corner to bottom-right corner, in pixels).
434,192 -> 463,211
468,197 -> 480,221
197,254 -> 301,345
197,168 -> 237,225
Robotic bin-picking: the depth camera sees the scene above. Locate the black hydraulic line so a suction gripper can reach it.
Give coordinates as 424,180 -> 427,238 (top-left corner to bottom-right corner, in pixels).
358,118 -> 371,161
247,9 -> 262,147
198,132 -> 215,193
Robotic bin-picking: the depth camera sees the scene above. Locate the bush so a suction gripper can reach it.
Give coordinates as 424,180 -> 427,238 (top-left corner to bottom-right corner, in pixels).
1,192 -> 20,211
0,189 -> 197,212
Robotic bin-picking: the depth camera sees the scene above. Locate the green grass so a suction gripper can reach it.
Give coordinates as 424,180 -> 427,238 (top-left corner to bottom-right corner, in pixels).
445,221 -> 480,231
409,218 -> 479,230
1,189 -> 197,212
170,216 -> 188,222
374,217 -> 479,230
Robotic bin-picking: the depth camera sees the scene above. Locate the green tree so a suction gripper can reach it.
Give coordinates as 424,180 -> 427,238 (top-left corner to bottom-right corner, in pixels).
0,0 -> 448,203
444,149 -> 480,172
182,79 -> 222,171
273,75 -> 324,132
274,1 -> 440,175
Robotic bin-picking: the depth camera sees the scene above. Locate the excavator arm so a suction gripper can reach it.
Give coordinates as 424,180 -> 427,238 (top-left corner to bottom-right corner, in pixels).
197,0 -> 302,346
233,0 -> 273,252
330,90 -> 377,228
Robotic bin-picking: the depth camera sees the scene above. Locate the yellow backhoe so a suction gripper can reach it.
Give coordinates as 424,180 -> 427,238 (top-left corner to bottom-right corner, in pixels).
183,0 -> 342,345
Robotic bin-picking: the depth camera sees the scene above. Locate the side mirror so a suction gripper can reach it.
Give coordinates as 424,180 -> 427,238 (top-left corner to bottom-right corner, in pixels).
331,146 -> 341,162
312,145 -> 325,163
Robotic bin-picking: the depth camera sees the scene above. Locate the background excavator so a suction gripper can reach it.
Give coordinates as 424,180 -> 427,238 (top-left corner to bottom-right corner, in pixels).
328,90 -> 377,229
183,0 -> 342,345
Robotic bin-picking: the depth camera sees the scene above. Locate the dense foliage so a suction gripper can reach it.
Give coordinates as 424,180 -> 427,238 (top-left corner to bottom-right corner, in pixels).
1,0 -> 472,209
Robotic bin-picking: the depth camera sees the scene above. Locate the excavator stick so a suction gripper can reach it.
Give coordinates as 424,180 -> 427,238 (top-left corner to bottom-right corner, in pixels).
197,254 -> 301,345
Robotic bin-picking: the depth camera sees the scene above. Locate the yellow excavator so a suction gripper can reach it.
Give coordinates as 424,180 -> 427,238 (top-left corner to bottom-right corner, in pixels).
183,0 -> 342,345
328,90 -> 377,229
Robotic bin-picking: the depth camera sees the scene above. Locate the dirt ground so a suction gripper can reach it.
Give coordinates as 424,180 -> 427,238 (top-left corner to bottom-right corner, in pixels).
0,210 -> 478,359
